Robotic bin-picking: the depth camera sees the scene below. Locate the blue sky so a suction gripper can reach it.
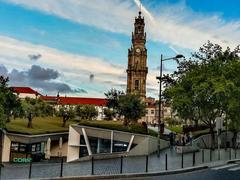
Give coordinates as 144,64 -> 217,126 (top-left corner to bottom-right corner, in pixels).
0,0 -> 239,98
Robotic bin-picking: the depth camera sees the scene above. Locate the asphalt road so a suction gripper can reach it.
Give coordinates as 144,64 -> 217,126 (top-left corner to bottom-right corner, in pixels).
124,163 -> 240,180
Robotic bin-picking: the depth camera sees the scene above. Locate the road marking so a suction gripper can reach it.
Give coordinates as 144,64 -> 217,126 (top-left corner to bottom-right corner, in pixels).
228,165 -> 240,171
212,164 -> 238,170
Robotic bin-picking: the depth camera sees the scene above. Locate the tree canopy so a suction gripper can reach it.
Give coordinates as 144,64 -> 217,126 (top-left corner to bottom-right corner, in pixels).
118,93 -> 146,126
104,88 -> 124,119
105,89 -> 146,126
0,76 -> 21,128
75,104 -> 97,120
57,106 -> 76,127
21,97 -> 54,128
163,42 -> 240,148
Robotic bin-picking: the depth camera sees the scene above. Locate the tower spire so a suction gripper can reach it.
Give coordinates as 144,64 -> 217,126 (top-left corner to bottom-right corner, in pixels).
139,1 -> 142,17
127,4 -> 147,100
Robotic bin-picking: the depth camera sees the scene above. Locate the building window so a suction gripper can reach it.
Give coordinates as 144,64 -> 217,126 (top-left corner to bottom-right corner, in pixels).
11,142 -> 19,152
151,110 -> 154,114
19,144 -> 26,152
31,144 -> 36,152
10,142 -> 42,154
135,80 -> 140,90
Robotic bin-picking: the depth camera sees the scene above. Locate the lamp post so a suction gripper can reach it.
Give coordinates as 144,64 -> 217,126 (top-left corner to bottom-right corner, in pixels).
156,54 -> 184,158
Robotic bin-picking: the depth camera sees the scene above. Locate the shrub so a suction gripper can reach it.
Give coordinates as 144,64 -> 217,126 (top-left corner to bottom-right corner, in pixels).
77,120 -> 155,136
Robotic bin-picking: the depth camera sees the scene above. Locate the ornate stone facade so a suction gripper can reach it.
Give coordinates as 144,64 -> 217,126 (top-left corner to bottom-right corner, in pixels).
127,11 -> 148,99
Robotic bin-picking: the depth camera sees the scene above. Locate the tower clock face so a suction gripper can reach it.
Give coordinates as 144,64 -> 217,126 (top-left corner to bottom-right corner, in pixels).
135,48 -> 141,53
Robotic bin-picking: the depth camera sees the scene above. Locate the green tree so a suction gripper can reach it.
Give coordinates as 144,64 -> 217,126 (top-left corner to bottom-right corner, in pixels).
75,105 -> 97,120
104,88 -> 124,119
0,105 -> 6,128
223,55 -> 240,148
118,94 -> 146,126
103,108 -> 116,120
21,97 -> 52,128
58,106 -> 75,127
0,76 -> 21,127
164,42 -> 240,149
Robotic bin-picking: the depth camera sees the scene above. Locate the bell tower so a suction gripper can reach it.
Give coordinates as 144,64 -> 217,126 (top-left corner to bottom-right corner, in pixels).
127,11 -> 148,99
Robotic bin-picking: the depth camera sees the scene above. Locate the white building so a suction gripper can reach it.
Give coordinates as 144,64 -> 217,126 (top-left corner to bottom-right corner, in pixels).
67,124 -> 169,162
12,87 -> 41,99
40,95 -> 107,120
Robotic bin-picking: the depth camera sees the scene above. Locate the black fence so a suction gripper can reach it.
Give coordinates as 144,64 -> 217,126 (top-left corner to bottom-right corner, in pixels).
1,148 -> 240,179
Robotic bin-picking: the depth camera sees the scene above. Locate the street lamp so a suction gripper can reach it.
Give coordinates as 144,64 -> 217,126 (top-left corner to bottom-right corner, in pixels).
156,54 -> 184,158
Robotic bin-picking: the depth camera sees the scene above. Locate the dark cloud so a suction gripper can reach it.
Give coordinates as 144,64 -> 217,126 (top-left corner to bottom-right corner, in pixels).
89,74 -> 94,81
28,54 -> 42,61
8,69 -> 27,83
29,65 -> 59,80
0,65 -> 8,75
1,65 -> 87,94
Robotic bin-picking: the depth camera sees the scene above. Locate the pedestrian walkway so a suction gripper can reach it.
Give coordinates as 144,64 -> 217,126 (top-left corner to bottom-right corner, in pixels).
211,162 -> 240,171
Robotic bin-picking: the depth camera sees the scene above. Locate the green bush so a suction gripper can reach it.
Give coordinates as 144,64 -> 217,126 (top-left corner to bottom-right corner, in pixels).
77,120 -> 155,136
148,129 -> 158,137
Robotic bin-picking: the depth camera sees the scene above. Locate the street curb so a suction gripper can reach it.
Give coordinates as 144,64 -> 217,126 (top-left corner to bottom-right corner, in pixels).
227,159 -> 240,164
43,165 -> 208,180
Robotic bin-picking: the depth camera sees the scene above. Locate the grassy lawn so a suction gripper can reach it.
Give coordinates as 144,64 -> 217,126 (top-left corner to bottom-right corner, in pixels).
166,125 -> 210,138
6,117 -> 75,135
167,125 -> 183,133
6,117 -> 157,136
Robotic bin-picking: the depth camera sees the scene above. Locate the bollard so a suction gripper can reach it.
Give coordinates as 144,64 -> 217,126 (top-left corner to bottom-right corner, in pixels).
192,152 -> 195,166
229,149 -> 231,160
120,156 -> 123,174
210,149 -> 212,162
145,155 -> 148,173
28,159 -> 32,179
181,153 -> 184,168
60,157 -> 64,177
202,150 -> 204,163
91,156 -> 94,175
165,154 -> 168,171
235,148 -> 237,159
218,149 -> 220,161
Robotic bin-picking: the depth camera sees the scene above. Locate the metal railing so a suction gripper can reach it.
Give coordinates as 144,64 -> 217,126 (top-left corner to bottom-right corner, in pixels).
1,148 -> 240,179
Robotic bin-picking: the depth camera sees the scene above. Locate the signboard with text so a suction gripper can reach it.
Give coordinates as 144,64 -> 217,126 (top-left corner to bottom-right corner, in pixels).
10,152 -> 32,163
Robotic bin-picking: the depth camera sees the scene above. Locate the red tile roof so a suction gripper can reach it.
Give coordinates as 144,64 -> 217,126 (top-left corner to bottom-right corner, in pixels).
40,96 -> 58,101
12,87 -> 40,95
40,95 -> 107,106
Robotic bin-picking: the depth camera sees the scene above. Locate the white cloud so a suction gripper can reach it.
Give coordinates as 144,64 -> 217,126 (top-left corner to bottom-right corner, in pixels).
0,36 -> 127,96
0,35 -> 161,97
0,36 -> 124,75
5,0 -> 240,50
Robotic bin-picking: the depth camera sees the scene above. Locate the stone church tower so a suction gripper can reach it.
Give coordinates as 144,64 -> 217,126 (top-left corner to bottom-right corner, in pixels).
127,11 -> 148,99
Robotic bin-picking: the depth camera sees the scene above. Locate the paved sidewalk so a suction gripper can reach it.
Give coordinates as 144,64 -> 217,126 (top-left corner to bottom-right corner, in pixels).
1,148 -> 240,179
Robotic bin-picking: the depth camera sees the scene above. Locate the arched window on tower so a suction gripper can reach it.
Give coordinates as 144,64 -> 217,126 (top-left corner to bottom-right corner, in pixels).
135,80 -> 140,90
